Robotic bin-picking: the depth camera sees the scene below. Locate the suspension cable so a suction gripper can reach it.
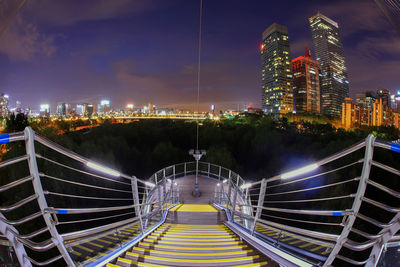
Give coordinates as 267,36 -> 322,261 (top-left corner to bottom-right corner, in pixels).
196,0 -> 203,150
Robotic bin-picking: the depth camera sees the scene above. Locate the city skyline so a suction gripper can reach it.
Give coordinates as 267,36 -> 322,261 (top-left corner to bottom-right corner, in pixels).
0,0 -> 399,111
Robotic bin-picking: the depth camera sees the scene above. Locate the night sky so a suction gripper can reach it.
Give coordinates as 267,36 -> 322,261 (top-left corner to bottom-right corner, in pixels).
0,0 -> 399,112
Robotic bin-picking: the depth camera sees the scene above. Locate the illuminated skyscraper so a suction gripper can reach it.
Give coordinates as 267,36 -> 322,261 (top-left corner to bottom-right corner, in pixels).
309,12 -> 349,116
56,102 -> 70,116
261,23 -> 293,114
0,93 -> 9,117
98,100 -> 110,114
292,47 -> 321,113
40,104 -> 50,117
376,87 -> 390,107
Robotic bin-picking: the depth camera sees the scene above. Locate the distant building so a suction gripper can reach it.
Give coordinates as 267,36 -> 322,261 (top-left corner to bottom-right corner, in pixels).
98,100 -> 110,114
87,104 -> 95,116
356,91 -> 376,110
0,93 -> 9,117
40,104 -> 50,117
56,102 -> 70,116
342,97 -> 400,129
391,90 -> 400,112
309,12 -> 349,116
261,23 -> 293,115
292,47 -> 321,113
376,87 -> 390,107
76,104 -> 85,116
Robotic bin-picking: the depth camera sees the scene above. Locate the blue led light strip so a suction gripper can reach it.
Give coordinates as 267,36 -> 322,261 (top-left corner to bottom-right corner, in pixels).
0,133 -> 10,145
390,143 -> 400,153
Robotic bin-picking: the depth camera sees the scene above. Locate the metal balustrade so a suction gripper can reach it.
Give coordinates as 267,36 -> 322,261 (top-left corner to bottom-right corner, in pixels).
1,128 -> 400,266
0,127 -> 178,266
214,134 -> 400,266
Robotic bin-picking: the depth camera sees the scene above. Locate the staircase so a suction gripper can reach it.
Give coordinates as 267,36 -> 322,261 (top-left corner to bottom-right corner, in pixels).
107,223 -> 270,266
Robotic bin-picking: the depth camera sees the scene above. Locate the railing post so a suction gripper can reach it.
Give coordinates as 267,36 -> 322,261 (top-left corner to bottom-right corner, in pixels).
157,174 -> 163,216
163,169 -> 167,200
184,163 -> 187,176
251,178 -> 267,235
231,176 -> 240,222
227,171 -> 232,211
208,163 -> 210,177
24,127 -> 75,266
220,182 -> 224,204
218,166 -> 221,181
131,176 -> 144,233
0,214 -> 32,267
324,134 -> 376,266
173,165 -> 176,179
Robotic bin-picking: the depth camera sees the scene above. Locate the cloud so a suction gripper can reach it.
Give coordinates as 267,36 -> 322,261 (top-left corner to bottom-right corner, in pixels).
0,15 -> 56,61
22,0 -> 161,26
356,36 -> 400,59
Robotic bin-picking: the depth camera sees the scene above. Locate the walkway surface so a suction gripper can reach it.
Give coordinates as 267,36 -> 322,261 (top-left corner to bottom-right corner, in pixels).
175,175 -> 219,204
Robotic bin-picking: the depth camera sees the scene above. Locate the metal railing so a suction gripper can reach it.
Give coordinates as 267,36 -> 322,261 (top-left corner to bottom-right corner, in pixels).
0,127 -> 178,266
213,134 -> 400,266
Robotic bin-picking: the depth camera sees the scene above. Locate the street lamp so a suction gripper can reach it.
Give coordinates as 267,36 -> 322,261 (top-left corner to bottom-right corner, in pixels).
189,149 -> 206,197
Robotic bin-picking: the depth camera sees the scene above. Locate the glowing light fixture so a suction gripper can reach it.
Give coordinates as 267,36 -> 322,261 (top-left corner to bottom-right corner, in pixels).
217,183 -> 220,187
167,179 -> 172,183
222,179 -> 227,184
86,162 -> 120,177
144,181 -> 155,188
280,163 -> 319,179
240,183 -> 252,189
174,182 -> 177,186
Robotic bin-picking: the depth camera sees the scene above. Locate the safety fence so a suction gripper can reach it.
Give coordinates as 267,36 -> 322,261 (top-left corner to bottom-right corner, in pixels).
213,134 -> 400,266
0,127 -> 178,266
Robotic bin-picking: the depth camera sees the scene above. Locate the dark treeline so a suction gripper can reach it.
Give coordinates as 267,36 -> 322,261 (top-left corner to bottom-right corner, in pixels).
30,114 -> 399,180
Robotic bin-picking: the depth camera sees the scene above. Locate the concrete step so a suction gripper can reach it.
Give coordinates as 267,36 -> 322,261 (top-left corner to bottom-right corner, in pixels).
141,238 -> 244,247
119,251 -> 263,267
137,242 -> 248,253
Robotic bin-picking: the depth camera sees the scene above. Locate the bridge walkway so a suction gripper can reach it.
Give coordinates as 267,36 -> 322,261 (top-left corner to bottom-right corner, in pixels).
107,204 -> 275,266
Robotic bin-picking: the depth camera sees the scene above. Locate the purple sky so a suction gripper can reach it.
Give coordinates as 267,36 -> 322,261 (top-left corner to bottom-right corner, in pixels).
0,0 -> 399,111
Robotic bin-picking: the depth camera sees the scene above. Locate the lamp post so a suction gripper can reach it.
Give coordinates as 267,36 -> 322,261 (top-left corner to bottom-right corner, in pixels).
189,149 -> 206,197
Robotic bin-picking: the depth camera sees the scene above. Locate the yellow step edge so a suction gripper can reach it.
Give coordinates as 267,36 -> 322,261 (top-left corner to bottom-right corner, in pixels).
310,245 -> 325,252
116,258 -> 167,267
76,245 -> 94,253
96,238 -> 113,245
146,236 -> 239,242
157,227 -> 230,231
321,248 -> 332,255
153,230 -> 234,235
163,223 -> 226,227
124,252 -> 260,263
237,262 -> 269,267
142,239 -> 243,246
157,227 -> 231,233
70,250 -> 91,260
149,234 -> 236,239
106,263 -> 121,267
138,242 -> 247,250
132,247 -> 254,256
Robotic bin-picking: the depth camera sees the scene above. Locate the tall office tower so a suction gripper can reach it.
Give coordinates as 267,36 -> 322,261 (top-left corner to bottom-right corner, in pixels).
309,12 -> 349,116
98,100 -> 110,114
356,91 -> 376,110
0,93 -> 9,117
261,23 -> 293,114
56,102 -> 70,116
392,90 -> 400,112
376,87 -> 390,107
292,47 -> 321,113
